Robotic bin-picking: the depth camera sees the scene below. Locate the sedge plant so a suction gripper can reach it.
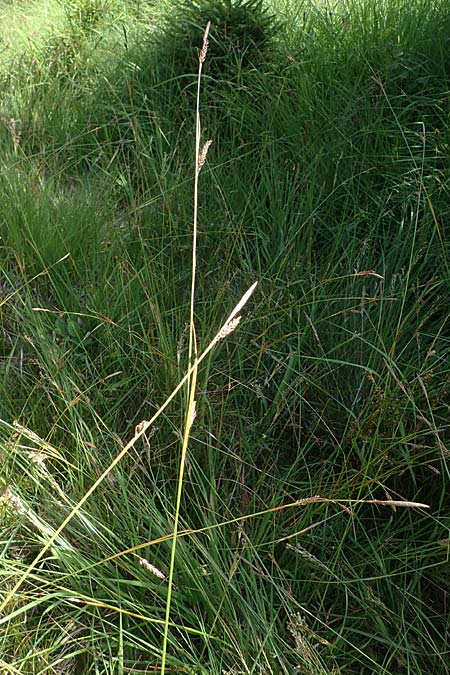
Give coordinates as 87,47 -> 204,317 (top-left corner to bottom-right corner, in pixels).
1,1 -> 449,672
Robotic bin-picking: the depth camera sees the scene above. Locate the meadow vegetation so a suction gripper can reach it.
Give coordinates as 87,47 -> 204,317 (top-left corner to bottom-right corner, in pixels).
1,0 -> 449,672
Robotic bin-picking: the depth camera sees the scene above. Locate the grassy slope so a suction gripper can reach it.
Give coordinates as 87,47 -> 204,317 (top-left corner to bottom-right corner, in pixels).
1,0 -> 449,673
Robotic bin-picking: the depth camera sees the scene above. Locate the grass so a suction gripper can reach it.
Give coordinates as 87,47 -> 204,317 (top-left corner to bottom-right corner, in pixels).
1,0 -> 449,673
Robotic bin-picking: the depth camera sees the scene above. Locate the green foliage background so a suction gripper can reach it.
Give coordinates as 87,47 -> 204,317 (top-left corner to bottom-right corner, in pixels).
0,1 -> 449,673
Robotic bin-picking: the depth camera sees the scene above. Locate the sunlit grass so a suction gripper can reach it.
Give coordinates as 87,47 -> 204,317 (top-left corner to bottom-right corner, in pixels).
0,0 -> 65,64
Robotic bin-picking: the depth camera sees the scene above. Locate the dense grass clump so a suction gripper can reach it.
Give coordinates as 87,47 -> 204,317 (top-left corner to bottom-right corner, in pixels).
1,0 -> 449,673
155,0 -> 279,77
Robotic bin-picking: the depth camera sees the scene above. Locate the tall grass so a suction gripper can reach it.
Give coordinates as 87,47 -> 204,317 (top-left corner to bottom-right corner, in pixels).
1,0 -> 449,673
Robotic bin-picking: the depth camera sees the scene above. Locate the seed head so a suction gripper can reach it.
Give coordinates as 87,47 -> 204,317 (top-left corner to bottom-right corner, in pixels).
199,21 -> 211,64
217,316 -> 241,342
138,557 -> 166,580
198,140 -> 212,174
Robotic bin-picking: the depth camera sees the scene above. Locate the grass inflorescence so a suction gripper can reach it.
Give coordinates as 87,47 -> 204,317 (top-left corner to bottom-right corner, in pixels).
1,0 -> 449,673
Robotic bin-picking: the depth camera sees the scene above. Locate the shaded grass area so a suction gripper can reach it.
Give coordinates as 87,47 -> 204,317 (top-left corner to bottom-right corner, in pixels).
1,0 -> 449,673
